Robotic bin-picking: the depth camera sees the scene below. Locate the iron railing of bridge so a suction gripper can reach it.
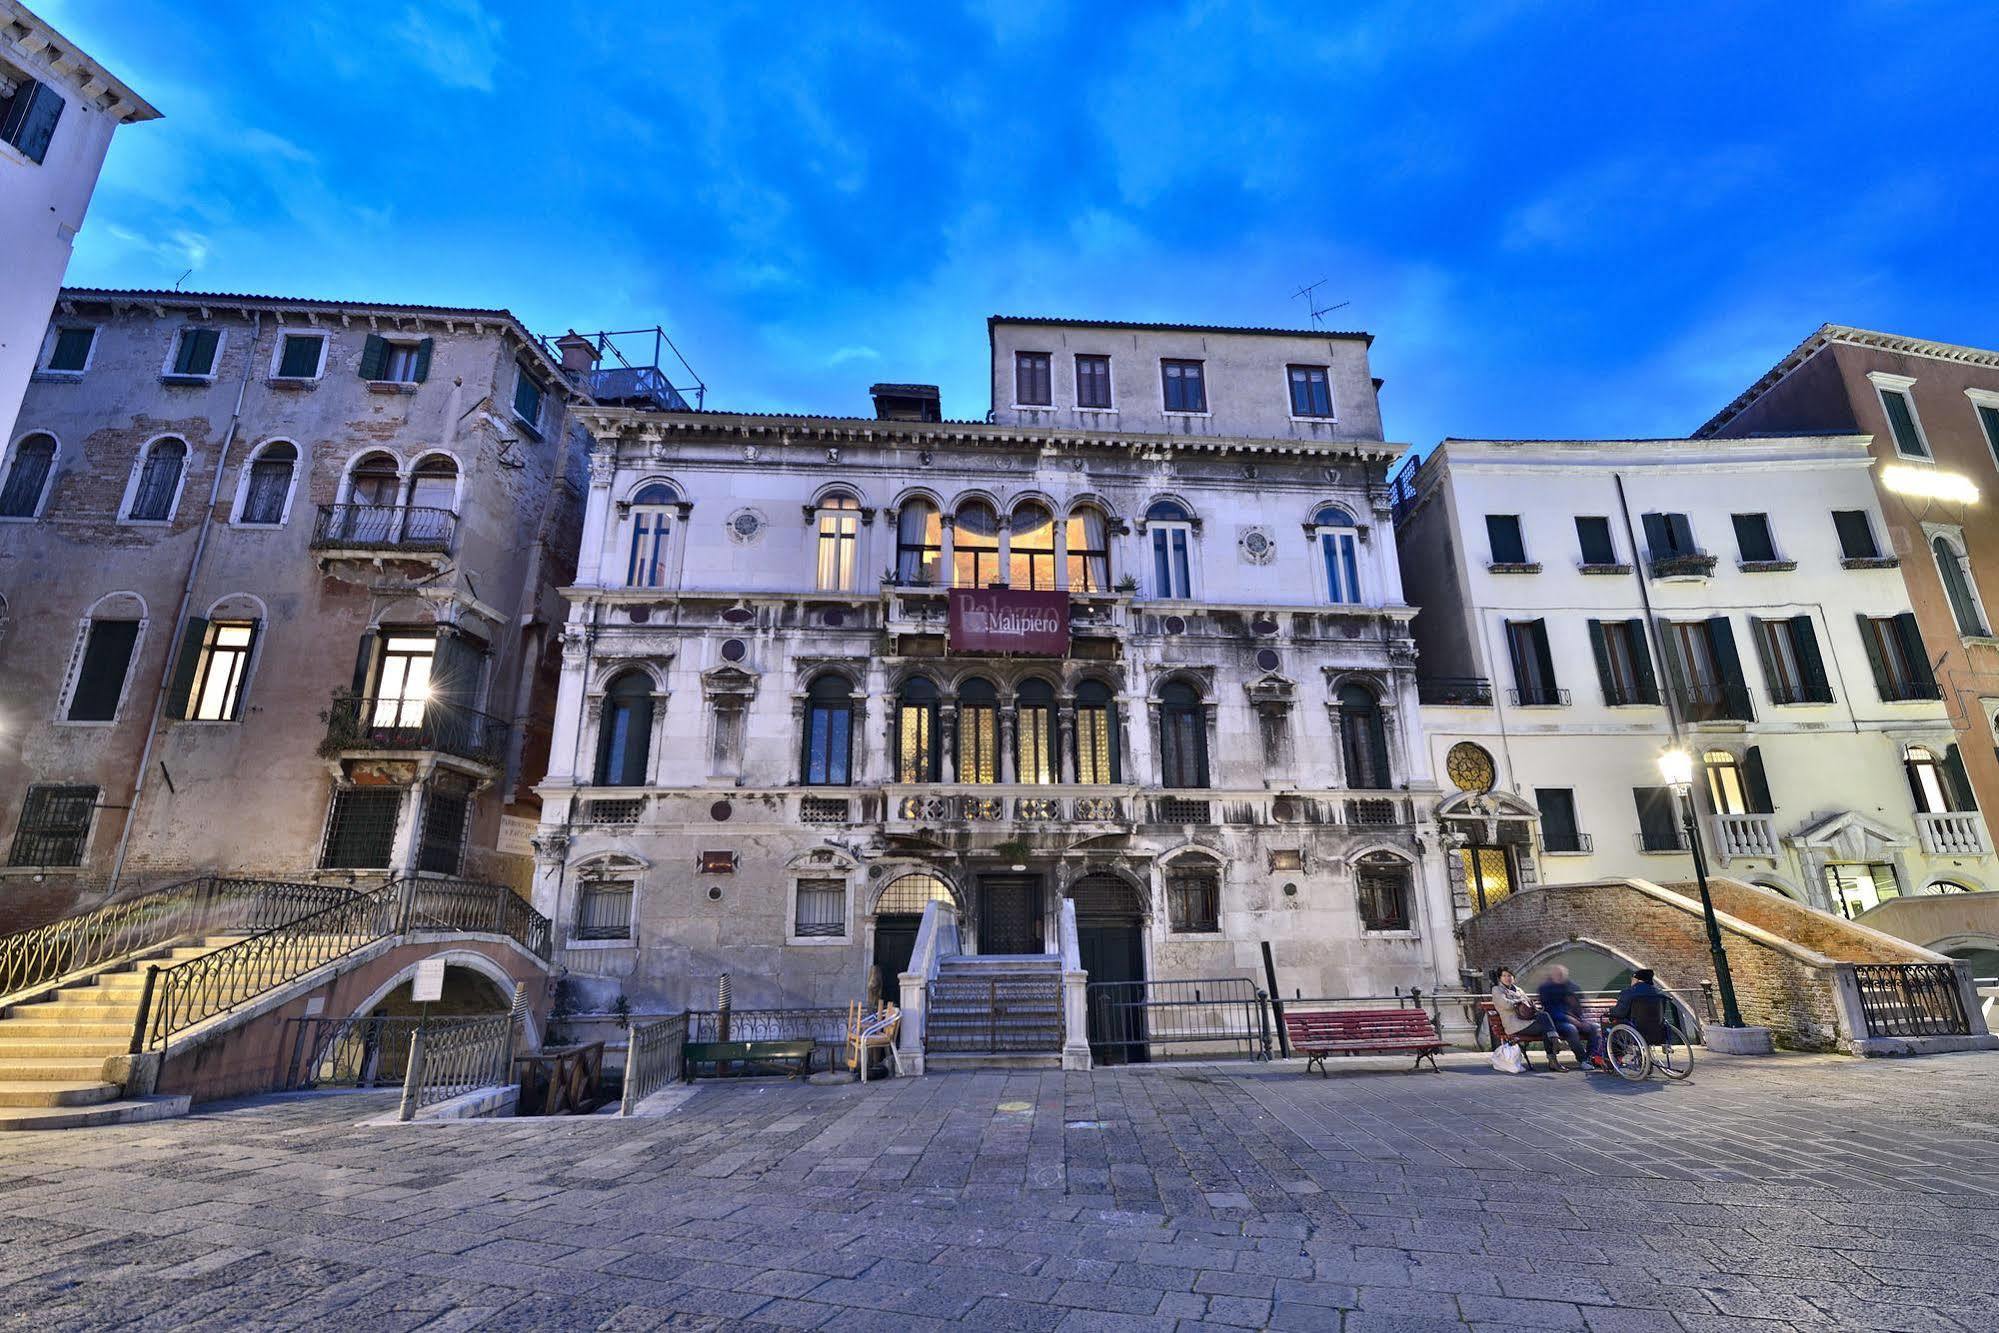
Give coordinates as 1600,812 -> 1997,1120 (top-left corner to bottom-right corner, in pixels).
1852,964 -> 1972,1037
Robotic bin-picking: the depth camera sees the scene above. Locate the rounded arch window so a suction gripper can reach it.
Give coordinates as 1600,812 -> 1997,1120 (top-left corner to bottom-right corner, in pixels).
595,670 -> 655,787
1146,499 -> 1190,523
1066,504 -> 1111,592
1159,680 -> 1208,788
1075,678 -> 1119,784
875,872 -> 956,917
402,456 -> 457,544
1163,854 -> 1221,933
953,500 -> 1001,587
0,433 -> 57,518
1314,505 -> 1361,604
1903,743 -> 1972,815
627,484 -> 679,588
1356,850 -> 1414,932
895,497 -> 942,584
1009,503 -> 1055,590
1146,501 -> 1194,598
1313,503 -> 1357,527
1016,678 -> 1057,784
896,676 -> 941,782
802,673 -> 855,786
240,442 -> 297,525
1339,683 -> 1389,790
633,482 -> 678,506
957,677 -> 999,784
1702,749 -> 1746,815
1067,872 -> 1146,920
128,437 -> 187,521
347,453 -> 400,506
815,492 -> 862,592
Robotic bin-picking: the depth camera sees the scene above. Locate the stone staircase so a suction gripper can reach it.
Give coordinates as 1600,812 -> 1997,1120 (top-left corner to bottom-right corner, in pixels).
0,935 -> 243,1130
923,955 -> 1067,1070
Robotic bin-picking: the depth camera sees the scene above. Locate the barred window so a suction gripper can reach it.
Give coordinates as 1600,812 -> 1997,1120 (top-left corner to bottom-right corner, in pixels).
1016,678 -> 1056,785
1075,680 -> 1117,784
127,438 -> 187,522
417,780 -> 471,876
794,878 -> 846,938
958,677 -> 999,783
321,787 -> 402,869
576,879 -> 634,940
1356,856 -> 1412,931
8,784 -> 97,867
1166,869 -> 1219,933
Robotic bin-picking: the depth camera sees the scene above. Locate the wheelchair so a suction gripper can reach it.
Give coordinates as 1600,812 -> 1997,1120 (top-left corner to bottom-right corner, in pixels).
1602,1002 -> 1695,1082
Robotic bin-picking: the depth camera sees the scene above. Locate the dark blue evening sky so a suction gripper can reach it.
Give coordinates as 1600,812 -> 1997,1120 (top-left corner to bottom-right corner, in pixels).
45,1 -> 1999,446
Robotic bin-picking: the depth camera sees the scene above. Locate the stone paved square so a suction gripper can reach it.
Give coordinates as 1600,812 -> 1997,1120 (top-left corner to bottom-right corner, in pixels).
3,1051 -> 1999,1331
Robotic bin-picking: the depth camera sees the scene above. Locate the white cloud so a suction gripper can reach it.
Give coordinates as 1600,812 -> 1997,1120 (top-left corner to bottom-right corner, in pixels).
396,0 -> 504,93
825,345 -> 880,367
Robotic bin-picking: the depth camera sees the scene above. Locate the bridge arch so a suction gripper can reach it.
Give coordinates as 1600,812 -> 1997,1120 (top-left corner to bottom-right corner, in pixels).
346,948 -> 540,1049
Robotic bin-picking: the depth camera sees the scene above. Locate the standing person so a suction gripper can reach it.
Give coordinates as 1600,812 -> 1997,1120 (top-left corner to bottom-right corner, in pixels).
1488,967 -> 1559,1068
1535,964 -> 1600,1069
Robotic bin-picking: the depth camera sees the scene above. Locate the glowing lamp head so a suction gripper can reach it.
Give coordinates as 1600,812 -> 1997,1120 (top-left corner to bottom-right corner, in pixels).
1657,745 -> 1694,789
1880,464 -> 1979,505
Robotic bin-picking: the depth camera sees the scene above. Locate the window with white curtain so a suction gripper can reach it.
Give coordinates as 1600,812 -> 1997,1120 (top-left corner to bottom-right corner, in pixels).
1146,500 -> 1193,599
896,499 -> 941,584
1312,504 -> 1362,604
1066,506 -> 1110,592
815,494 -> 861,591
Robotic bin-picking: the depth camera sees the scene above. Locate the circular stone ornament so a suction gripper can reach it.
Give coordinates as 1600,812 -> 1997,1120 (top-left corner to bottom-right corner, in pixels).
1445,742 -> 1497,794
726,509 -> 767,543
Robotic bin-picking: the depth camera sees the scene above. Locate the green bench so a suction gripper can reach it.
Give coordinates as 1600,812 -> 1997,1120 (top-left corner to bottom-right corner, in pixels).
681,1039 -> 816,1081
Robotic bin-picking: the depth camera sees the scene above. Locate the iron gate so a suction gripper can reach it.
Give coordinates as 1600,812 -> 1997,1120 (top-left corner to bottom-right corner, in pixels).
924,976 -> 1064,1052
1852,964 -> 1971,1037
1085,976 -> 1270,1062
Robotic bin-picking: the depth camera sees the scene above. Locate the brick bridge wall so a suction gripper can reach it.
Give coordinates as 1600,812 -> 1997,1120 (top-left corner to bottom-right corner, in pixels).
155,936 -> 552,1105
1460,878 -> 1932,1051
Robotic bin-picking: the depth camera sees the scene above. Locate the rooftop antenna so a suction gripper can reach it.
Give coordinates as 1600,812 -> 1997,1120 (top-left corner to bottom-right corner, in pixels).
174,269 -> 192,290
1290,278 -> 1350,329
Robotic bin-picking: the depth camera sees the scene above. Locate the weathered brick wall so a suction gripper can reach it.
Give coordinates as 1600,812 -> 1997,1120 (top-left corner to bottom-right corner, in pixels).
1461,879 -> 1856,1049
1666,878 -> 1927,965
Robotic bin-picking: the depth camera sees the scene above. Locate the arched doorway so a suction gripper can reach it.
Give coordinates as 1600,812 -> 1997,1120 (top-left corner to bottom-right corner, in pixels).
871,872 -> 956,1003
1068,872 -> 1149,1064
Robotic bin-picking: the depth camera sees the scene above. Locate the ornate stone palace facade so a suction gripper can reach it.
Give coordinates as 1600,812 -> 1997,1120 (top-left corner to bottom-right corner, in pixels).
532,318 -> 1460,1016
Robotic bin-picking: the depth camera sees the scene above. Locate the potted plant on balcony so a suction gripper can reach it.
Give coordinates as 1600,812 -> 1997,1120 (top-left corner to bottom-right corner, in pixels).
316,687 -> 365,759
1114,574 -> 1140,594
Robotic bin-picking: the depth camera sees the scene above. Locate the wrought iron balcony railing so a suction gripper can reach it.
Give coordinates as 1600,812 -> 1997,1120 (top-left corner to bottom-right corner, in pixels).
1647,550 -> 1718,579
311,504 -> 457,554
1673,681 -> 1755,723
1507,685 -> 1571,708
1416,676 -> 1493,707
323,695 -> 509,767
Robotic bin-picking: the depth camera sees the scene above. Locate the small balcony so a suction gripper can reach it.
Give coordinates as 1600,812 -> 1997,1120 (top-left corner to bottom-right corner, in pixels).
1674,682 -> 1755,723
311,504 -> 457,558
1648,551 -> 1718,580
1507,685 -> 1570,708
1417,676 -> 1493,707
1917,811 -> 1990,857
1712,813 -> 1778,860
323,695 -> 508,768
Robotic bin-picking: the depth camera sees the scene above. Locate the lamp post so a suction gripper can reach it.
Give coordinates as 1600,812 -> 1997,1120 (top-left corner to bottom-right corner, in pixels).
1658,745 -> 1745,1028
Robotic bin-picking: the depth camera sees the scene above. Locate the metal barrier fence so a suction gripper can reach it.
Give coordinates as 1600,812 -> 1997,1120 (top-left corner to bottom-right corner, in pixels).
1853,963 -> 1972,1037
620,1015 -> 687,1114
404,1014 -> 514,1116
1084,976 -> 1270,1064
279,1014 -> 423,1090
685,1007 -> 850,1046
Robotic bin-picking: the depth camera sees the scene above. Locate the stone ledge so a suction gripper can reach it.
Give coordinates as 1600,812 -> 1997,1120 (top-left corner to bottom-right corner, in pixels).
1851,1032 -> 1999,1058
1703,1024 -> 1774,1055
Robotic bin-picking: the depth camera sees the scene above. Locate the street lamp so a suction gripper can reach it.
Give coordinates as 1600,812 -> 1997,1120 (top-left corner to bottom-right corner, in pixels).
1657,745 -> 1745,1028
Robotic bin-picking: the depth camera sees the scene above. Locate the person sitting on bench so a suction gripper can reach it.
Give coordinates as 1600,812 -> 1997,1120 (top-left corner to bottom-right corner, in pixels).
1489,966 -> 1564,1067
1536,963 -> 1605,1071
1606,969 -> 1676,1045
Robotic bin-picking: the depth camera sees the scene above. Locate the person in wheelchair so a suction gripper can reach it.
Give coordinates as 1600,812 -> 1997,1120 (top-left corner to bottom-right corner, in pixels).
1606,969 -> 1676,1043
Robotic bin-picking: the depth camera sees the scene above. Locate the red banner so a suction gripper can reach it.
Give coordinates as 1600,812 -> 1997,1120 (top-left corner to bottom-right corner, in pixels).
948,588 -> 1069,655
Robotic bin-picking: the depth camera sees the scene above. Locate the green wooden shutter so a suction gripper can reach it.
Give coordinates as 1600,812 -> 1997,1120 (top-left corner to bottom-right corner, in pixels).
413,338 -> 433,383
350,630 -> 378,696
1531,620 -> 1557,693
1856,614 -> 1893,699
1709,616 -> 1748,717
358,334 -> 386,381
164,617 -> 209,720
1791,615 -> 1831,703
1743,746 -> 1775,815
1657,622 -> 1689,703
1896,613 -> 1938,697
1943,744 -> 1977,812
1641,512 -> 1668,556
1629,620 -> 1660,703
1747,617 -> 1780,699
1587,620 -> 1615,702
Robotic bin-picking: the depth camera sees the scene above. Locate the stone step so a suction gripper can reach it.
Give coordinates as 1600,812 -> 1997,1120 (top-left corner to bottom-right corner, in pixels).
0,1080 -> 120,1108
0,1095 -> 191,1131
0,1057 -> 111,1080
0,1038 -> 128,1059
0,1020 -> 130,1039
938,954 -> 1062,971
922,1051 -> 1065,1071
27,992 -> 145,1010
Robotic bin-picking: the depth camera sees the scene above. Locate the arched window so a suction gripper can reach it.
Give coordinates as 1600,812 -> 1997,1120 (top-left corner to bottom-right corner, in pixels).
1932,534 -> 1988,637
1146,500 -> 1193,599
1313,505 -> 1362,605
896,498 -> 941,585
127,438 -> 187,521
801,674 -> 854,786
815,493 -> 861,591
0,434 -> 56,518
875,872 -> 955,916
404,456 -> 458,544
627,482 -> 678,588
958,677 -> 999,783
1905,743 -> 1975,814
239,443 -> 297,525
897,677 -> 941,783
1703,749 -> 1746,814
1009,504 -> 1056,589
1016,678 -> 1056,784
1338,684 -> 1390,790
348,453 -> 400,506
1075,680 -> 1119,784
1159,680 -> 1208,788
594,671 -> 655,786
954,500 -> 1001,587
1356,852 -> 1413,931
1066,505 -> 1111,592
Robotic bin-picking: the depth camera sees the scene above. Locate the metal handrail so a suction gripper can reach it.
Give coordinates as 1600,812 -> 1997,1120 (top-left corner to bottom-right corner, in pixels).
310,503 -> 456,552
0,875 -> 361,999
395,875 -> 552,961
620,1014 -> 687,1114
323,695 -> 509,766
405,1014 -> 515,1116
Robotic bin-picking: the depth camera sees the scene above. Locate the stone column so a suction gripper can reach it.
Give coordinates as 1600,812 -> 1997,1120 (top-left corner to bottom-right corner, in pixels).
999,702 -> 1018,785
997,517 -> 1013,587
575,451 -> 616,586
939,515 -> 956,587
939,704 -> 959,784
1058,704 -> 1078,785
1054,517 -> 1071,591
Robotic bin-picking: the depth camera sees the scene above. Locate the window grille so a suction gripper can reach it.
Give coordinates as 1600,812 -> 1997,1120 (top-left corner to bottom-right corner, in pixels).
576,880 -> 634,940
321,787 -> 403,869
8,784 -> 97,867
585,797 -> 644,825
241,445 -> 296,524
794,879 -> 846,937
875,873 -> 954,917
417,782 -> 471,876
1166,871 -> 1219,932
799,796 -> 849,825
1356,858 -> 1412,931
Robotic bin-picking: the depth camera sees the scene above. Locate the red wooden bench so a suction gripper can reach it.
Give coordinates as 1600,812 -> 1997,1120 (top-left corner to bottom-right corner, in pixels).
1478,1001 -> 1614,1071
1284,1009 -> 1443,1075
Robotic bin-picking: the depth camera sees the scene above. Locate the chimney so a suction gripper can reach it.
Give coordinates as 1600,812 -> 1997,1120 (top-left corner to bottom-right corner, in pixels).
555,332 -> 600,376
870,383 -> 941,422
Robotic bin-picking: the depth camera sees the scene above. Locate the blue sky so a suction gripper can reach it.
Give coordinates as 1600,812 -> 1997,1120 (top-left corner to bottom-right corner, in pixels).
45,0 -> 1999,446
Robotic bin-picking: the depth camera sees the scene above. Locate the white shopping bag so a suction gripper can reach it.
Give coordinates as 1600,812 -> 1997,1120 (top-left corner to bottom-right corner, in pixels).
1490,1041 -> 1528,1074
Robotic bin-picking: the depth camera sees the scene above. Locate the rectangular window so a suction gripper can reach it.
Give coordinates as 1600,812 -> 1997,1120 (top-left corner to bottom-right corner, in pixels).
1640,511 -> 1697,557
0,76 -> 64,164
1536,789 -> 1583,852
184,621 -> 258,722
1633,786 -> 1683,852
1833,509 -> 1880,560
1485,514 -> 1527,565
170,328 -> 221,378
1753,615 -> 1832,705
1151,525 -> 1192,598
45,327 -> 94,373
1075,354 -> 1112,408
1356,862 -> 1411,930
794,879 -> 846,938
1320,529 -> 1360,603
1014,351 -> 1052,405
1161,359 -> 1206,412
1878,386 -> 1928,458
1732,512 -> 1777,563
320,787 -> 402,869
8,784 -> 97,867
1662,617 -> 1752,721
1858,613 -> 1939,701
958,706 -> 998,784
371,634 -> 437,728
1287,365 -> 1333,418
1977,403 -> 1999,470
1575,515 -> 1617,565
275,333 -> 324,379
513,367 -> 544,428
699,850 -> 738,874
1076,707 -> 1114,784
416,780 -> 470,876
1505,619 -> 1560,705
576,879 -> 635,940
1588,619 -> 1657,706
361,335 -> 432,384
67,619 -> 141,722
1017,706 -> 1054,785
1166,872 -> 1219,933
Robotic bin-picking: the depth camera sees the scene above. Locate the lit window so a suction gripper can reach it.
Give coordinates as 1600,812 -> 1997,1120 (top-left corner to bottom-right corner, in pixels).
895,499 -> 941,584
896,678 -> 940,783
1009,504 -> 1056,589
815,494 -> 861,591
1015,679 -> 1056,785
1065,506 -> 1110,592
371,635 -> 436,728
176,620 -> 259,722
957,678 -> 999,784
953,501 -> 1001,588
1075,680 -> 1117,784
